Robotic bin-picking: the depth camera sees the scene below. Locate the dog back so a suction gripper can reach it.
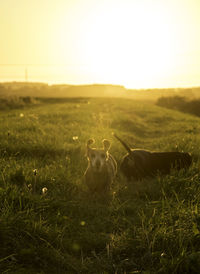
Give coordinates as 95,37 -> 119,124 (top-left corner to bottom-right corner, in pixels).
121,150 -> 192,180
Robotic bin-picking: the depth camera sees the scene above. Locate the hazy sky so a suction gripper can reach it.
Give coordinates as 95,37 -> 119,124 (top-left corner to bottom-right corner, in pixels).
0,0 -> 200,88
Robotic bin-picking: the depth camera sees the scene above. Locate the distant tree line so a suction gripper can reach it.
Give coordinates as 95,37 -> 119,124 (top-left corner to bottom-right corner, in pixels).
156,96 -> 200,117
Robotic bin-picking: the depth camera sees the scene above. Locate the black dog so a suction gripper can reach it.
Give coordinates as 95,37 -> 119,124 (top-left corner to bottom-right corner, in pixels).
113,134 -> 192,180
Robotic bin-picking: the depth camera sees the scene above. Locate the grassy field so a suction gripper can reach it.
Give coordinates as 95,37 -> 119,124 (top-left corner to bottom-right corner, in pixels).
1,97 -> 200,273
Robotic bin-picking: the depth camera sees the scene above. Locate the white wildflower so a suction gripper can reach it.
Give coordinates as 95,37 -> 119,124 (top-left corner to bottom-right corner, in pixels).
42,187 -> 48,195
33,169 -> 37,176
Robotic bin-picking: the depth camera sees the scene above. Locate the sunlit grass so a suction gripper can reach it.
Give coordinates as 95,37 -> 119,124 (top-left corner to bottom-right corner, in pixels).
1,97 -> 200,273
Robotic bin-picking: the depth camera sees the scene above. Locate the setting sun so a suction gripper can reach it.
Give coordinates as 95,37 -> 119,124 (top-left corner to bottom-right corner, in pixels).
74,1 -> 176,88
0,0 -> 200,88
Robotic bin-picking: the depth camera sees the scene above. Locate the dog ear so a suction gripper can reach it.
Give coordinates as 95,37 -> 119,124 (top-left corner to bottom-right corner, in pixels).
102,139 -> 111,152
87,139 -> 95,148
86,139 -> 95,156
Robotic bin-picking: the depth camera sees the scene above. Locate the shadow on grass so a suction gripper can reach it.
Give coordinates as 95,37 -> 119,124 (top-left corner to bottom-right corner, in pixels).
0,144 -> 82,159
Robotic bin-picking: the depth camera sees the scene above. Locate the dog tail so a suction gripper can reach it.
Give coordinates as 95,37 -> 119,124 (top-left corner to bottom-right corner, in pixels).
112,133 -> 132,154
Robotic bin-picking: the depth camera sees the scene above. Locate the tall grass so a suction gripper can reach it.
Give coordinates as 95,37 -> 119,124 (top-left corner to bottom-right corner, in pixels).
0,97 -> 200,273
0,96 -> 38,110
156,95 -> 200,117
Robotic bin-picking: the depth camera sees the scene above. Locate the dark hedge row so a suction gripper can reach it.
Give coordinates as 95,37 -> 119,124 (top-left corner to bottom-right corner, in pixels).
156,96 -> 200,117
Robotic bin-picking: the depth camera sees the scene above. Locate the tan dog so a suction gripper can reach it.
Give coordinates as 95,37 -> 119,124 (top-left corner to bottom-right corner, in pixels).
84,139 -> 117,193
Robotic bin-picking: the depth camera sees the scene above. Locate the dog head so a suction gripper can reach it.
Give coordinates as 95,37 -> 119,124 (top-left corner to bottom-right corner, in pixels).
86,139 -> 111,172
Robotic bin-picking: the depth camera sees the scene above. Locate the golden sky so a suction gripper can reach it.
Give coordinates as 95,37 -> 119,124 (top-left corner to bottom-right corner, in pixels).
0,0 -> 200,88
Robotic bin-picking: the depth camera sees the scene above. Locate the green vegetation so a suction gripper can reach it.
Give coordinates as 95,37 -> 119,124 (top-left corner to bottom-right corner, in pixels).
1,82 -> 200,100
156,96 -> 200,117
0,96 -> 39,110
1,95 -> 200,273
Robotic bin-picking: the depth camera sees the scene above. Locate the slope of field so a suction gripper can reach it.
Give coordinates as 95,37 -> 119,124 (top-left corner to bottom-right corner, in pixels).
156,95 -> 200,117
1,98 -> 200,273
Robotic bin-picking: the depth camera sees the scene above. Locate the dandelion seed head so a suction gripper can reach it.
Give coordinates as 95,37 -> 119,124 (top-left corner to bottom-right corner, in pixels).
27,184 -> 32,190
42,187 -> 48,195
33,169 -> 37,176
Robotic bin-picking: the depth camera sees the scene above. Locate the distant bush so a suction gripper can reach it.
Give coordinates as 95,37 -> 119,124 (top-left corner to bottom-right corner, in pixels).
156,96 -> 200,117
0,96 -> 38,110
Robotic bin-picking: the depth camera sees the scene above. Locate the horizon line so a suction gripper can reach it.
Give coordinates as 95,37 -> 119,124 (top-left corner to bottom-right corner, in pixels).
0,80 -> 200,90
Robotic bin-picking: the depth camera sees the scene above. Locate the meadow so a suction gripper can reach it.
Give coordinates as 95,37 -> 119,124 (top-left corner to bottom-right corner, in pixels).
1,95 -> 200,273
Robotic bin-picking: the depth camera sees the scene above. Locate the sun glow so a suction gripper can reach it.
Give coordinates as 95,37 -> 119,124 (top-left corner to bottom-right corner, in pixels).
54,1 -> 178,88
1,0 -> 200,88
